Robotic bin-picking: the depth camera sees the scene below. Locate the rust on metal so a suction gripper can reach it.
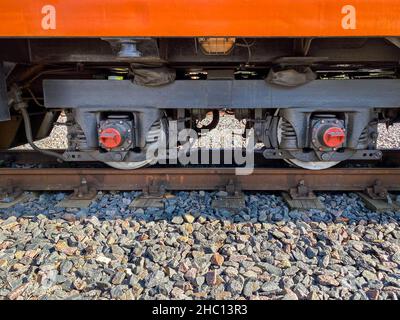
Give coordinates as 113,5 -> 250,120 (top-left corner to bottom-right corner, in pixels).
69,177 -> 97,200
365,179 -> 389,200
289,180 -> 316,200
0,167 -> 400,192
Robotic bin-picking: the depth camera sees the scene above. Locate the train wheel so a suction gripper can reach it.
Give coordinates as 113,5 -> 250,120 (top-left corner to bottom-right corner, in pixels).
105,119 -> 167,170
277,117 -> 340,170
283,158 -> 340,170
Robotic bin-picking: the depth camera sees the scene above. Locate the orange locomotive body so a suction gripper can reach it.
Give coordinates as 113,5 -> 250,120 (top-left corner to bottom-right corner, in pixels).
1,0 -> 400,37
0,1 -> 400,170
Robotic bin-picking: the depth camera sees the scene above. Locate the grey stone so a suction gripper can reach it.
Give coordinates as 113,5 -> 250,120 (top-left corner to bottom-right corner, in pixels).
171,216 -> 184,225
256,262 -> 282,276
226,279 -> 243,295
110,285 -> 125,299
260,282 -> 281,295
305,247 -> 318,259
284,266 -> 299,276
146,270 -> 166,288
60,260 -> 73,275
111,271 -> 126,285
362,270 -> 378,281
243,280 -> 260,297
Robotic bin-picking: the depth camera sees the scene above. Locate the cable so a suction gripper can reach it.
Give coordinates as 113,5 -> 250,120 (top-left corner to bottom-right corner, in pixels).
19,106 -> 65,162
194,110 -> 220,132
26,88 -> 44,107
236,38 -> 255,65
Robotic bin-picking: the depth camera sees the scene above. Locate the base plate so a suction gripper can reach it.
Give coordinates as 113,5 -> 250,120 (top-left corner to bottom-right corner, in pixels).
212,194 -> 246,212
0,193 -> 30,209
56,194 -> 97,208
282,192 -> 325,210
357,192 -> 400,212
130,196 -> 165,209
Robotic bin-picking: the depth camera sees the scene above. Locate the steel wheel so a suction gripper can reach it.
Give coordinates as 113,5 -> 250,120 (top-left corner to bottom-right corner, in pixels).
277,117 -> 340,170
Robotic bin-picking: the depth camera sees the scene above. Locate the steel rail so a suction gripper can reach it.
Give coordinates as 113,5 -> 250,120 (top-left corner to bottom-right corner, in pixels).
0,167 -> 400,192
1,149 -> 400,165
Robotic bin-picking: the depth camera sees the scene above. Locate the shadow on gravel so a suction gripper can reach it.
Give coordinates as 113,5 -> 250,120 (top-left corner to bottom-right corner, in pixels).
1,191 -> 399,225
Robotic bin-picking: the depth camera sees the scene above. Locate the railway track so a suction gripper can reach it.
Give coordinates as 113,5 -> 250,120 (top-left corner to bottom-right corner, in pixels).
0,166 -> 399,193
0,150 -> 399,196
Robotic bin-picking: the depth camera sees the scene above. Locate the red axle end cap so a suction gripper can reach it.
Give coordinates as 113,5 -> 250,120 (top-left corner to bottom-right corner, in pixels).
322,127 -> 345,148
99,128 -> 122,149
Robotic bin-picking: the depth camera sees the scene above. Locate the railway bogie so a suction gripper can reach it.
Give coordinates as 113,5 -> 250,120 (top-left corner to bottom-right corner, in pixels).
1,37 -> 400,169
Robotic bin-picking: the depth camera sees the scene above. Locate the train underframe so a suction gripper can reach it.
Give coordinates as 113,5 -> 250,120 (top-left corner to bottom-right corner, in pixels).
1,37 -> 400,169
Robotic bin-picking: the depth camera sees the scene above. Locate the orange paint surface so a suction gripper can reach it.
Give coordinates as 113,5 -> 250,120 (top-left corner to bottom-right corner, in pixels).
0,0 -> 400,37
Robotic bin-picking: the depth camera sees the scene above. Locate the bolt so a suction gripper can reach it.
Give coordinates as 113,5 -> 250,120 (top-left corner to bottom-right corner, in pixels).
321,120 -> 325,124
113,153 -> 123,161
321,153 -> 330,161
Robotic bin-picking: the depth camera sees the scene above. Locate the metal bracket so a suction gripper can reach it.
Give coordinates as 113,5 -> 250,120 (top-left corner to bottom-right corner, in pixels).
224,179 -> 241,197
143,179 -> 166,197
365,180 -> 388,200
212,179 -> 246,211
0,179 -> 27,208
0,179 -> 31,209
0,179 -> 23,201
289,180 -> 316,200
282,180 -> 325,210
69,178 -> 97,200
56,178 -> 97,208
102,38 -> 146,58
130,178 -> 166,209
263,149 -> 383,161
253,110 -> 279,149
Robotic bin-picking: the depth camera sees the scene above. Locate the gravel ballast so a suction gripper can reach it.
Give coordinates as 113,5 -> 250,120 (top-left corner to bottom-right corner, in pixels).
0,191 -> 399,300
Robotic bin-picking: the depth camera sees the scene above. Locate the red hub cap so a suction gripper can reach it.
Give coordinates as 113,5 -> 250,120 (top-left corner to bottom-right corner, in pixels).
322,127 -> 345,148
99,128 -> 122,149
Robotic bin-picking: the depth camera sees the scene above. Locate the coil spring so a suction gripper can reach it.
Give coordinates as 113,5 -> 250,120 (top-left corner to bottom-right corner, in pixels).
280,119 -> 297,140
358,127 -> 368,145
146,120 -> 162,143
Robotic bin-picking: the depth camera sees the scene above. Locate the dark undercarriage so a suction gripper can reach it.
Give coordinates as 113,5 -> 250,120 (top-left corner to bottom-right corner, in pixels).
1,37 -> 400,169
